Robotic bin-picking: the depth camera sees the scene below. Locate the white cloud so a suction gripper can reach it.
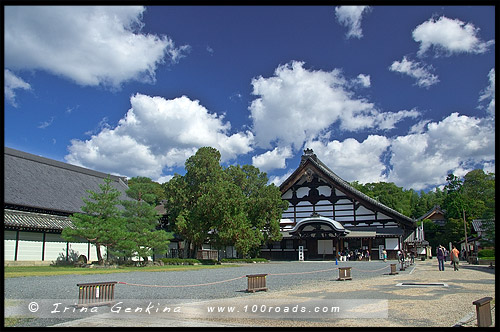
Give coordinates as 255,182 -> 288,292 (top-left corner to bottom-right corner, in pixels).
269,169 -> 294,187
4,69 -> 31,107
252,146 -> 293,172
355,74 -> 371,88
412,16 -> 494,57
249,61 -> 419,150
334,6 -> 371,39
389,56 -> 439,88
305,135 -> 391,184
478,68 -> 495,116
387,113 -> 495,190
65,93 -> 254,181
4,6 -> 188,89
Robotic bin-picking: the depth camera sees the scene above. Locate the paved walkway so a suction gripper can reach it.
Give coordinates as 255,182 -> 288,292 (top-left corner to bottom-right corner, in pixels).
48,259 -> 494,327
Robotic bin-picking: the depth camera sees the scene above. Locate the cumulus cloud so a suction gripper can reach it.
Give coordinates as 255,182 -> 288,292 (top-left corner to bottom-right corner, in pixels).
249,61 -> 419,150
389,56 -> 439,88
4,6 -> 188,88
334,6 -> 371,39
412,16 -> 494,57
252,146 -> 293,172
65,94 -> 254,181
306,135 -> 391,184
269,169 -> 295,187
4,69 -> 31,107
355,74 -> 371,88
387,113 -> 495,190
478,68 -> 495,116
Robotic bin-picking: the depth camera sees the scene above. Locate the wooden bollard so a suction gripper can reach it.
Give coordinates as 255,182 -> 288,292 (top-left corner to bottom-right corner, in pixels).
246,274 -> 268,292
472,297 -> 493,327
389,264 -> 398,275
337,267 -> 352,281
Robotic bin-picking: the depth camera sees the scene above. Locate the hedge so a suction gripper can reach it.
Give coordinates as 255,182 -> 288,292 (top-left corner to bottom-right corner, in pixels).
220,258 -> 268,263
478,249 -> 495,258
159,258 -> 201,265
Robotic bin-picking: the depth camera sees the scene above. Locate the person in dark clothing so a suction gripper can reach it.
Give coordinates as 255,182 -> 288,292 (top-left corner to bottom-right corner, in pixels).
437,245 -> 445,271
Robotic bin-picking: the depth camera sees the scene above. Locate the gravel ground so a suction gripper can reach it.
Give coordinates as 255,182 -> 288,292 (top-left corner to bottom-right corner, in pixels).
5,259 -> 495,327
4,260 -> 392,300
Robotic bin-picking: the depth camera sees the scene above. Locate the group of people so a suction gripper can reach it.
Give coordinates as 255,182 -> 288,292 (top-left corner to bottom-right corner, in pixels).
338,248 -> 370,261
396,249 -> 415,264
436,244 -> 460,271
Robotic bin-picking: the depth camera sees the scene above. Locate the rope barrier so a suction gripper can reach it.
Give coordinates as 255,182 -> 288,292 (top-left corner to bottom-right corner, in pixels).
351,265 -> 391,272
116,264 -> 395,288
269,267 -> 339,276
117,275 -> 246,288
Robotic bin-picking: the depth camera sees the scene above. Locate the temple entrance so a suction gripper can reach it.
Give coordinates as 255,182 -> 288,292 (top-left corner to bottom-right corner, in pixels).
290,214 -> 349,260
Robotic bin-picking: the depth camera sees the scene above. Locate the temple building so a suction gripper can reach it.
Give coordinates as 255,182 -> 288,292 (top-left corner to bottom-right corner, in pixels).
260,149 -> 417,260
4,147 -> 132,264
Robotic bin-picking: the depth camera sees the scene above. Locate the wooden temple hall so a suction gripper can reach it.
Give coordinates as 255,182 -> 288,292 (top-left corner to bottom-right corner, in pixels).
259,149 -> 416,261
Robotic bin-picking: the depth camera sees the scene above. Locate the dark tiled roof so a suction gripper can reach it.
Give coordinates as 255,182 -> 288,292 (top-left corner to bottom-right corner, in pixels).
280,150 -> 415,228
4,147 -> 132,214
4,209 -> 73,231
417,205 -> 446,221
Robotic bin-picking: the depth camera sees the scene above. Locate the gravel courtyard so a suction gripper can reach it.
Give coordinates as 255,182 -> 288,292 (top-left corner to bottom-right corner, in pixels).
4,259 -> 495,327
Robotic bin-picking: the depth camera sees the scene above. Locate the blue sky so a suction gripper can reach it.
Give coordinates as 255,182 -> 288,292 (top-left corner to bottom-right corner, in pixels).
4,5 -> 495,191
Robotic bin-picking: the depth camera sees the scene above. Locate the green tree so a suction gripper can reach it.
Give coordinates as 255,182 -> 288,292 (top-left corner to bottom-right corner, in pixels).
126,176 -> 166,206
163,147 -> 287,258
116,199 -> 174,261
62,176 -> 128,264
225,164 -> 288,257
420,218 -> 444,251
351,181 -> 412,217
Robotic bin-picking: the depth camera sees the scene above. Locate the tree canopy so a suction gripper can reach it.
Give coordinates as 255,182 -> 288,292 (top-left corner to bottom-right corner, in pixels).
62,176 -> 172,264
163,147 -> 287,258
352,169 -> 495,249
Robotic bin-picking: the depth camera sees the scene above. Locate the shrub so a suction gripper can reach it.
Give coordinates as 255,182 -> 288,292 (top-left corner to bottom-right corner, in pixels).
159,258 -> 201,265
478,249 -> 495,258
220,258 -> 268,263
198,259 -> 219,265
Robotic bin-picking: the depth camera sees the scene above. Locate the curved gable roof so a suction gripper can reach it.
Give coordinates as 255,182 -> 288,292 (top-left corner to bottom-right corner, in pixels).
280,149 -> 415,229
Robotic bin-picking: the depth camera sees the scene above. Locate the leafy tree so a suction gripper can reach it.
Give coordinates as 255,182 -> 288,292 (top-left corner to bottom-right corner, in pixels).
116,199 -> 174,262
62,176 -> 128,264
420,218 -> 444,251
163,147 -> 287,258
225,164 -> 288,256
126,176 -> 166,206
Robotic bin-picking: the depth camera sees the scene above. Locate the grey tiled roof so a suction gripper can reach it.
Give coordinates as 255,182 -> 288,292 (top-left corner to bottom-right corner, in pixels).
4,209 -> 74,231
4,147 -> 133,214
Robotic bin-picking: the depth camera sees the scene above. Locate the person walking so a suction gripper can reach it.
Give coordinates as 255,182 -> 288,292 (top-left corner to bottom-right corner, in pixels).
451,245 -> 460,271
382,249 -> 387,262
437,245 -> 445,271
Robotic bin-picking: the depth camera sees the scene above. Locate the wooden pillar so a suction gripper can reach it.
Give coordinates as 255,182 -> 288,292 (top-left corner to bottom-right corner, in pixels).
42,231 -> 46,261
88,241 -> 91,261
14,230 -> 20,261
66,242 -> 69,261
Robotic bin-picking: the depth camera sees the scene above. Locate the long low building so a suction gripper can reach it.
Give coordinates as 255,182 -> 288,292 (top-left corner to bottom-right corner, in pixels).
260,149 -> 417,261
4,147 -> 132,264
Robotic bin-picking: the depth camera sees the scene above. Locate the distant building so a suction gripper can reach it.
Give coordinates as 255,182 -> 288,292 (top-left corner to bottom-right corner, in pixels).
4,147 -> 132,264
260,149 -> 417,261
418,205 -> 446,227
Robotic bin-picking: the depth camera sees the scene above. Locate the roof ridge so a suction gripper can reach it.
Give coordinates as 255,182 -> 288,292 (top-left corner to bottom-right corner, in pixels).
306,154 -> 415,224
5,147 -> 127,183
